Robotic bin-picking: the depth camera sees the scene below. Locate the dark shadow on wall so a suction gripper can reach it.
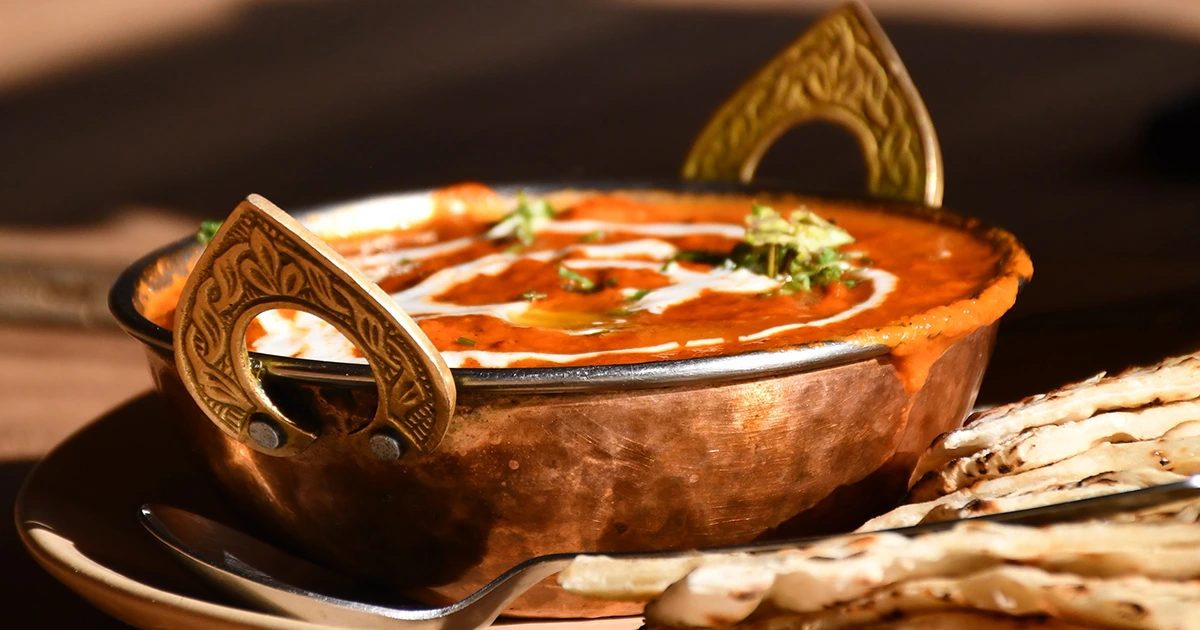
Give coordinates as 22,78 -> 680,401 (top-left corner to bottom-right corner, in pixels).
1,0 -> 1199,227
3,0 -> 1200,393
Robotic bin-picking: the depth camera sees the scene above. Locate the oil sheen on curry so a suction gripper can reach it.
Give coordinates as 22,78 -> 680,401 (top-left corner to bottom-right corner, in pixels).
148,184 -> 1031,375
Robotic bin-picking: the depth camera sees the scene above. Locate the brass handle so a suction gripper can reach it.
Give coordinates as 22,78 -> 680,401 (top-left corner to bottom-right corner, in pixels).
682,1 -> 943,208
173,195 -> 455,460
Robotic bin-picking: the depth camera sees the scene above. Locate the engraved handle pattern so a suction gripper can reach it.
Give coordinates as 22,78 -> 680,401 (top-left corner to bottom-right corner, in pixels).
173,195 -> 455,459
682,1 -> 943,207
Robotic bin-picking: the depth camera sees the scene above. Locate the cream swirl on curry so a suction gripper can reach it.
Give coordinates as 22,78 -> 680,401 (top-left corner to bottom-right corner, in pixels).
147,184 -> 1015,370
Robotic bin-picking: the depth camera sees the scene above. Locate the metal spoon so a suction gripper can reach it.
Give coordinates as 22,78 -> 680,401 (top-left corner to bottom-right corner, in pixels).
141,475 -> 1200,629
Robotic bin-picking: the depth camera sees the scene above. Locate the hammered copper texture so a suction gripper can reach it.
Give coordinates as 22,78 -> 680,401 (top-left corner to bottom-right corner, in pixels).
767,326 -> 996,537
145,323 -> 995,618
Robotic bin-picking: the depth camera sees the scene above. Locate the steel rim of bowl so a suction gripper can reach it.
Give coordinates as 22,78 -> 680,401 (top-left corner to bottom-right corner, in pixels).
109,179 -> 1027,394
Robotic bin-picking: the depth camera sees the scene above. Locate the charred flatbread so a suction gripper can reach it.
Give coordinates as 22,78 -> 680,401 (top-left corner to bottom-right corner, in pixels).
862,435 -> 1200,531
563,521 -> 1200,627
693,566 -> 1200,630
647,611 -> 1097,630
909,400 -> 1200,502
911,353 -> 1200,485
912,470 -> 1189,524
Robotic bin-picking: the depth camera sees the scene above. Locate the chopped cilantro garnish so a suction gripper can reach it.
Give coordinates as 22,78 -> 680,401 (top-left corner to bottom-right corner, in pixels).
196,220 -> 223,245
455,337 -> 477,346
659,250 -> 728,272
520,290 -> 547,302
504,243 -> 524,255
743,203 -> 854,277
604,276 -> 619,287
627,288 -> 652,301
654,204 -> 863,293
580,230 -> 605,243
488,192 -> 555,246
670,250 -> 729,266
734,204 -> 861,292
558,266 -> 596,292
756,246 -> 857,294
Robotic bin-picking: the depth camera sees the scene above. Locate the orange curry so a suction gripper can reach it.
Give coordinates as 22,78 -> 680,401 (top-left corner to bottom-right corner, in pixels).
144,184 -> 1031,389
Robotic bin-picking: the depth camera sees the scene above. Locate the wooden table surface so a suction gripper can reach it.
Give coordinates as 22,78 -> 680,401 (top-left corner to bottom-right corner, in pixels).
3,1 -> 1200,626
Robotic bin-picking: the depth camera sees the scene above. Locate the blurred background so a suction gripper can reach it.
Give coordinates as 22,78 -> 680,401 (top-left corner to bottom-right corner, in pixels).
2,0 -> 1200,623
6,0 -> 1200,468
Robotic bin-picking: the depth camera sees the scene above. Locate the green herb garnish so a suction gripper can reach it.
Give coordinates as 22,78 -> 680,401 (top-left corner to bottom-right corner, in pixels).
455,337 -> 477,346
733,204 -> 861,292
653,205 -> 863,292
196,220 -> 223,245
626,288 -> 652,302
743,203 -> 854,276
776,247 -> 850,293
558,266 -> 596,292
520,290 -> 547,302
488,192 -> 555,246
580,230 -> 605,243
670,250 -> 729,266
660,250 -> 728,272
604,276 -> 619,287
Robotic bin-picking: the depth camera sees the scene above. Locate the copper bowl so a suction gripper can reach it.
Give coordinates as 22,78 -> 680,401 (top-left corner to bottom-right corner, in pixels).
109,183 -> 1029,617
106,4 -> 1031,617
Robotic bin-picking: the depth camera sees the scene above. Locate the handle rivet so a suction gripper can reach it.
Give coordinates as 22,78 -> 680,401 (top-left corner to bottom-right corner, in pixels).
247,415 -> 288,450
369,430 -> 405,462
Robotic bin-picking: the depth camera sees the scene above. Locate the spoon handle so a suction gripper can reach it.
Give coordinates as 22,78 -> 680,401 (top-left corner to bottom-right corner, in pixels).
142,478 -> 1200,629
141,503 -> 569,629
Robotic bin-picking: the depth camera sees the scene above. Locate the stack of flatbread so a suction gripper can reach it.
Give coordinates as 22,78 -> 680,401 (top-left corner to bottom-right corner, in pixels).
559,352 -> 1200,629
865,352 -> 1200,531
